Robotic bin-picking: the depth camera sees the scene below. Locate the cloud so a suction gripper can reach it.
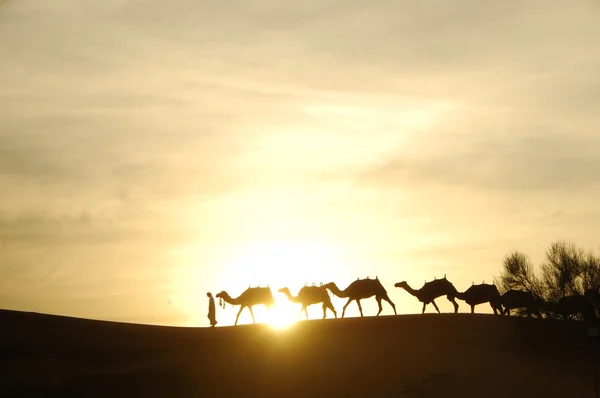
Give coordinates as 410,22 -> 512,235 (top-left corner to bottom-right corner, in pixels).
360,132 -> 600,193
0,210 -> 190,246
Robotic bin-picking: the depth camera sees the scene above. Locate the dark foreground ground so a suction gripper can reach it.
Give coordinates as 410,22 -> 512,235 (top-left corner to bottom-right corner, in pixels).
0,309 -> 598,398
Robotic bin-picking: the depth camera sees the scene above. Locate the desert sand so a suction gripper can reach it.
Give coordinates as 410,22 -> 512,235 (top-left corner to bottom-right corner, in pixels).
0,309 -> 597,397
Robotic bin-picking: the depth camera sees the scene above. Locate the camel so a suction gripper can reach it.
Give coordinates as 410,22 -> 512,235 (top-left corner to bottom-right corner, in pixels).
395,276 -> 459,314
455,283 -> 502,314
499,289 -> 542,317
278,285 -> 337,320
322,277 -> 396,318
552,294 -> 596,321
215,286 -> 275,326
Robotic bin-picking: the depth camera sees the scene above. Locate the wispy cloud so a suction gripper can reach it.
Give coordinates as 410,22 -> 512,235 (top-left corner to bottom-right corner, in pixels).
360,132 -> 600,193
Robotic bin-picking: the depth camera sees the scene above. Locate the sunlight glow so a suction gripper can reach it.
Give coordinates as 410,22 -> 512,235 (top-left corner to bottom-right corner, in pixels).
215,239 -> 346,326
169,237 -> 352,326
221,239 -> 348,289
266,303 -> 297,330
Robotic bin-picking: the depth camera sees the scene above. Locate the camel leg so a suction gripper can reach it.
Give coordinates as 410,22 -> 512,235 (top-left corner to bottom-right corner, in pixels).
383,294 -> 397,315
470,304 -> 475,314
235,306 -> 245,326
342,299 -> 354,318
330,303 -> 338,318
297,307 -> 304,319
489,302 -> 497,314
376,298 -> 383,316
321,302 -> 327,319
494,302 -> 500,315
304,306 -> 309,320
447,296 -> 458,313
325,300 -> 337,318
431,300 -> 441,313
356,299 -> 364,317
248,306 -> 256,323
422,302 -> 427,314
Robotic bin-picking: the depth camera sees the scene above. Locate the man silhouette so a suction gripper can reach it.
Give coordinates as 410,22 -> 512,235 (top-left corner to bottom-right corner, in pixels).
207,292 -> 217,327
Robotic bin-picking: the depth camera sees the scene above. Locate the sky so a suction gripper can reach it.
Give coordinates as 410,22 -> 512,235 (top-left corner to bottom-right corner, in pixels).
1,0 -> 599,327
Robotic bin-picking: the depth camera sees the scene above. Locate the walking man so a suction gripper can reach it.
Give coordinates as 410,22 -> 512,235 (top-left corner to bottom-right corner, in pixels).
207,292 -> 217,327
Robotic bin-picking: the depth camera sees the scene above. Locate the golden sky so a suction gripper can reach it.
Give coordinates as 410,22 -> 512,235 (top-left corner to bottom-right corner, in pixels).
1,0 -> 600,326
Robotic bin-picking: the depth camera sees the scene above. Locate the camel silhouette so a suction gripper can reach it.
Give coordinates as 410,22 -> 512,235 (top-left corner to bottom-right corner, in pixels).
456,283 -> 502,314
215,287 -> 275,326
278,285 -> 337,320
395,276 -> 459,314
552,294 -> 595,321
322,277 -> 396,318
499,289 -> 542,317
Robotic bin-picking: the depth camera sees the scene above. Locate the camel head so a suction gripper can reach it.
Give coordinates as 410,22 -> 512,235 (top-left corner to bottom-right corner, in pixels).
322,282 -> 335,289
215,291 -> 229,308
395,281 -> 408,289
206,292 -> 212,298
278,287 -> 290,295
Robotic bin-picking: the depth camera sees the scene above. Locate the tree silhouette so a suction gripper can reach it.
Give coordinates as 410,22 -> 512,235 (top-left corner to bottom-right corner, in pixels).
541,241 -> 587,302
495,240 -> 600,321
495,251 -> 543,297
581,251 -> 600,294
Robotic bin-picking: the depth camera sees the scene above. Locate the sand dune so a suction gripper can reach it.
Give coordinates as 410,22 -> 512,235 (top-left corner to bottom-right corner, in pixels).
0,309 -> 597,397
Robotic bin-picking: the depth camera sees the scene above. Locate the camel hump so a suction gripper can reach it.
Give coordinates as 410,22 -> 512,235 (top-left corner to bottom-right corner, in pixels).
463,283 -> 500,296
502,289 -> 533,299
424,278 -> 451,287
247,286 -> 272,295
423,277 -> 457,294
369,276 -> 387,291
354,277 -> 380,284
470,282 -> 498,291
301,285 -> 328,297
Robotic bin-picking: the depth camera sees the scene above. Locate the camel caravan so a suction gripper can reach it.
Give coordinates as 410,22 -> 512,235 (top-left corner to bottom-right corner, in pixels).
213,276 -> 599,326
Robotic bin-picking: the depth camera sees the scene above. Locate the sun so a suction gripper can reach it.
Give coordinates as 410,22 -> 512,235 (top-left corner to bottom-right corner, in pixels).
266,302 -> 298,330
